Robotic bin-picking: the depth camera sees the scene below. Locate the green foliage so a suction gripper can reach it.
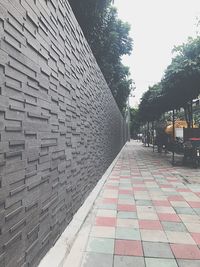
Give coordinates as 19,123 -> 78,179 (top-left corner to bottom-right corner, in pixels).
138,83 -> 164,122
111,63 -> 132,114
138,37 -> 200,124
130,108 -> 140,138
162,37 -> 200,109
68,0 -> 133,113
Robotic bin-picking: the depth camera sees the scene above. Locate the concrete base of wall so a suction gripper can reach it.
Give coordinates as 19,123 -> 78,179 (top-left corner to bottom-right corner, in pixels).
38,144 -> 126,267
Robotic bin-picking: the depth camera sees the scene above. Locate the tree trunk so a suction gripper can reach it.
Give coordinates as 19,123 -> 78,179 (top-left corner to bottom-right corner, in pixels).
147,121 -> 150,147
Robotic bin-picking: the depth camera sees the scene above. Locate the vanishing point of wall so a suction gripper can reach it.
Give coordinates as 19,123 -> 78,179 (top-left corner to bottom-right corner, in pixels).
0,0 -> 127,266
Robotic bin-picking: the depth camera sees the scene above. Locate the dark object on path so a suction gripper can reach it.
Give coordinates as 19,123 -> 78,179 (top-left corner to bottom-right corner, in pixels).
155,131 -> 170,153
182,128 -> 200,168
168,137 -> 184,155
183,138 -> 200,168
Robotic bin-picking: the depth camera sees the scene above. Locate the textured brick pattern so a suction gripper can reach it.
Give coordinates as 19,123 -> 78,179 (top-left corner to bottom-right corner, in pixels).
0,1 -> 127,266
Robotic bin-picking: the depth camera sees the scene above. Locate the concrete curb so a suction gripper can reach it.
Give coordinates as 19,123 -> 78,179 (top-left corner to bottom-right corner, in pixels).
38,144 -> 126,267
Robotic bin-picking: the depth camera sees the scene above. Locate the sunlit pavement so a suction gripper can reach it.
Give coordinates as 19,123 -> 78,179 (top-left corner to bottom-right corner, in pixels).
63,141 -> 200,267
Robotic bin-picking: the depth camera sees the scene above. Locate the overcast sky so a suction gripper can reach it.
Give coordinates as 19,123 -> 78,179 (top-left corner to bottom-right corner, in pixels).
114,0 -> 200,107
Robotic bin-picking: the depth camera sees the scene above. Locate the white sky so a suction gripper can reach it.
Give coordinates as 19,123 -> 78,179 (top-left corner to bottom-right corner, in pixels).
114,0 -> 200,107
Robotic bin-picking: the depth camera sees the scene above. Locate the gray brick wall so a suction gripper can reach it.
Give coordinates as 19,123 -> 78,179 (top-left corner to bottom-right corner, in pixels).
0,0 -> 127,266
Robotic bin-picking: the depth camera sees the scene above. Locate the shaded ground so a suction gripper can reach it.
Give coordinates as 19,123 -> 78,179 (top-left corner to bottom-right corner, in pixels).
63,141 -> 200,267
143,144 -> 200,185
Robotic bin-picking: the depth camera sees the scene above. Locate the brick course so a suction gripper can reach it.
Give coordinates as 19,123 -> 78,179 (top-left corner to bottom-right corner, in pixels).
0,0 -> 127,266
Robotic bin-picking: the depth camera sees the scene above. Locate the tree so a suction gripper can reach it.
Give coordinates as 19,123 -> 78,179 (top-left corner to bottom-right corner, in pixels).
112,63 -> 132,114
68,0 -> 133,113
161,37 -> 200,127
69,0 -> 112,47
130,108 -> 140,139
138,83 -> 164,123
138,37 -> 200,127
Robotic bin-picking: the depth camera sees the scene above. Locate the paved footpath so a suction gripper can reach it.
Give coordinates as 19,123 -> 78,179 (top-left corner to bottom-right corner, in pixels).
63,141 -> 200,267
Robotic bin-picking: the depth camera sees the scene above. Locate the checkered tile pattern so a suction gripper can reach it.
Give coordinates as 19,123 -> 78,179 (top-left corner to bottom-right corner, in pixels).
80,142 -> 200,267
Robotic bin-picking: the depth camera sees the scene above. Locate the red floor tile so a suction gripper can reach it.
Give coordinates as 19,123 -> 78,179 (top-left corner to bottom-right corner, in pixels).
95,217 -> 116,227
188,201 -> 200,208
177,188 -> 191,192
117,204 -> 136,212
139,220 -> 163,230
191,233 -> 200,245
153,200 -> 171,207
103,198 -> 118,204
110,178 -> 119,182
170,244 -> 200,259
115,240 -> 143,256
133,187 -> 147,191
168,195 -> 184,201
160,185 -> 173,188
158,213 -> 181,222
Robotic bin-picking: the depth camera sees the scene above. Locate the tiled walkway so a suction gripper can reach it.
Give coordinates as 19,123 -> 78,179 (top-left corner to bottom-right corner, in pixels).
65,141 -> 200,267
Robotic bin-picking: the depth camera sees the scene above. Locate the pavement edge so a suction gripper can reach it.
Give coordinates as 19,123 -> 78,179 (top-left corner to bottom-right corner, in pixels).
38,143 -> 126,267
